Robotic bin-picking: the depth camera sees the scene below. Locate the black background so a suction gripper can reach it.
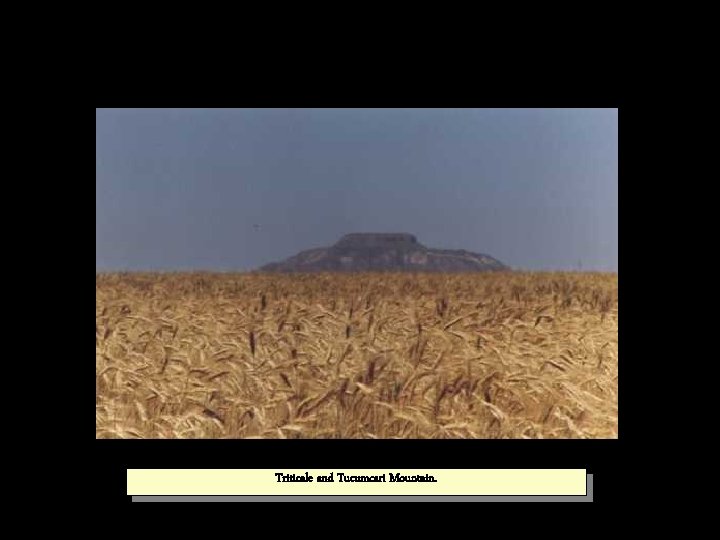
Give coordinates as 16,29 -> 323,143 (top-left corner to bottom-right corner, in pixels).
92,61 -> 634,509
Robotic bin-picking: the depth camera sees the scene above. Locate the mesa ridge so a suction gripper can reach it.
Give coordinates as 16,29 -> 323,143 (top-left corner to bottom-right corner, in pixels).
259,233 -> 508,272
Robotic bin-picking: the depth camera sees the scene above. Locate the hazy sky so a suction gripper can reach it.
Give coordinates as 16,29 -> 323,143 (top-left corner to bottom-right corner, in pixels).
96,108 -> 618,271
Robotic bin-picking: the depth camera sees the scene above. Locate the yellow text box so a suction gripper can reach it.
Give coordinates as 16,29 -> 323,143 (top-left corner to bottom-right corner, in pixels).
127,469 -> 586,496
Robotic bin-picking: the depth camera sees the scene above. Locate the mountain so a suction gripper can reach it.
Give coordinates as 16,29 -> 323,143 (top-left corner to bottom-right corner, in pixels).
258,233 -> 509,272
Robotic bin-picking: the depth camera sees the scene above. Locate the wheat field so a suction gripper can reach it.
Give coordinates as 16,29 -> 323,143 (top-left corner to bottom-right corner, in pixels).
96,272 -> 618,439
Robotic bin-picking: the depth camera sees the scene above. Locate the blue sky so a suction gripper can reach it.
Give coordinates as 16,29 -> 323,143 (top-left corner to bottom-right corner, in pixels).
96,108 -> 618,271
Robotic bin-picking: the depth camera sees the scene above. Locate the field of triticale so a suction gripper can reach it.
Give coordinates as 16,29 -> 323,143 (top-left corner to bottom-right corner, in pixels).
96,272 -> 618,439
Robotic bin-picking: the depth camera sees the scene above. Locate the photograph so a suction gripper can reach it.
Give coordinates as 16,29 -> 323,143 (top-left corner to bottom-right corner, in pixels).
96,108 -> 618,440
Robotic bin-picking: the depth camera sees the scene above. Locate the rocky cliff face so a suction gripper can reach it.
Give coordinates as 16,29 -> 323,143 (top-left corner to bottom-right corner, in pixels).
259,233 -> 509,272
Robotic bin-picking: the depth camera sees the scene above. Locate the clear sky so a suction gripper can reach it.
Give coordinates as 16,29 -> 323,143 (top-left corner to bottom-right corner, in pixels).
96,108 -> 618,272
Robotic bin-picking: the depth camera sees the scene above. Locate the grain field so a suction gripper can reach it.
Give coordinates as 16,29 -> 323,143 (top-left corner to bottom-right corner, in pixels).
96,272 -> 618,439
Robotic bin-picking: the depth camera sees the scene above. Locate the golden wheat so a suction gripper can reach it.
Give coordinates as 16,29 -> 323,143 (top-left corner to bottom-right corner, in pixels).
96,271 -> 618,439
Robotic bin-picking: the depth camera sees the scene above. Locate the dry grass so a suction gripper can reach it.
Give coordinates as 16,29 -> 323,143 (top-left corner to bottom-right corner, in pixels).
96,272 -> 618,439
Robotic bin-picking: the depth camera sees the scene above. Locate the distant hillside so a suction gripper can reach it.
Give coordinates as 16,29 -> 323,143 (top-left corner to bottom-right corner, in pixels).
259,233 -> 509,272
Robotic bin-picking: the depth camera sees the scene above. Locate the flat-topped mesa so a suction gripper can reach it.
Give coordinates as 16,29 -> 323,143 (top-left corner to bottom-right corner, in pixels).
259,233 -> 509,272
334,233 -> 423,250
